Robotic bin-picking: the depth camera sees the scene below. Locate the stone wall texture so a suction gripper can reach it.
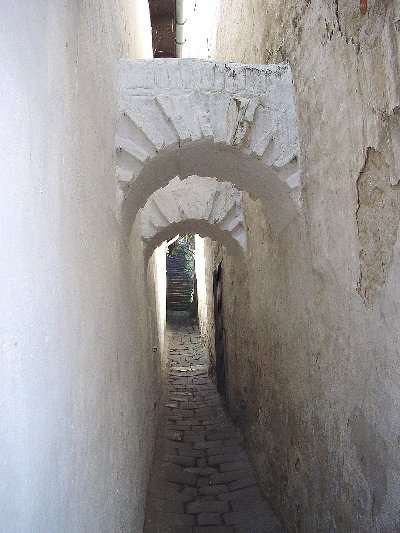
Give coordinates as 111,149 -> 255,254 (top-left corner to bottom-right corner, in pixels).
198,2 -> 400,532
0,2 -> 159,532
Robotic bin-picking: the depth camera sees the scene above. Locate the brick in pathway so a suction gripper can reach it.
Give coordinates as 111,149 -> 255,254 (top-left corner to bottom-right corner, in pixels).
144,322 -> 285,533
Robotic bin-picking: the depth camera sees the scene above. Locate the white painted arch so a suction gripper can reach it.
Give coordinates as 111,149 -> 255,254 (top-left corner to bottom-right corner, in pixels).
116,59 -> 301,236
141,176 -> 246,260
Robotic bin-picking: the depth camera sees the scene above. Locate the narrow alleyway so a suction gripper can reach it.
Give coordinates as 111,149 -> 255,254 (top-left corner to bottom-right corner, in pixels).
144,321 -> 284,533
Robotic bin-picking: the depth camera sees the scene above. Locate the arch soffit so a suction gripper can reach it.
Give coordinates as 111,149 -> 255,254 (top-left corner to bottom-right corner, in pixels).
141,176 -> 246,261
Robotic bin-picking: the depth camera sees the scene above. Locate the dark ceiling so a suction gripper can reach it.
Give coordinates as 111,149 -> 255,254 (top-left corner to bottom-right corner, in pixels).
148,0 -> 176,58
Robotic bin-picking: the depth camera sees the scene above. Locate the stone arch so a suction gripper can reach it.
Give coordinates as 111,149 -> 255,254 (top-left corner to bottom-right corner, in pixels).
116,58 -> 301,236
141,176 -> 246,261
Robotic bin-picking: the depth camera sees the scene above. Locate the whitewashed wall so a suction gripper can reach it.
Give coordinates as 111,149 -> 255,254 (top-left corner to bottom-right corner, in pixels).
0,2 -> 159,532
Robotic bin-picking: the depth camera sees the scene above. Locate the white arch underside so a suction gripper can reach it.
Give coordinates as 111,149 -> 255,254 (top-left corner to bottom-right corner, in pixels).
141,176 -> 247,260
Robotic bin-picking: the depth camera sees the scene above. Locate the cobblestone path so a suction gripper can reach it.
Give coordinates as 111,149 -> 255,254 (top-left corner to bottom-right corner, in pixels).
144,322 -> 284,533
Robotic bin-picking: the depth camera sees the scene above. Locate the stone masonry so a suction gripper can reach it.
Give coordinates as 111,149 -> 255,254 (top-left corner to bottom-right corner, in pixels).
144,322 -> 284,533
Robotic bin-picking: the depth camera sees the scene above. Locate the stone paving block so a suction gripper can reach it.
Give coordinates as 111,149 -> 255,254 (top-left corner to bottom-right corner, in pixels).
210,470 -> 253,485
225,510 -> 283,529
166,430 -> 184,442
218,486 -> 262,502
198,513 -> 223,525
197,476 -> 212,487
173,419 -> 193,426
199,485 -> 228,496
175,409 -> 195,417
194,440 -> 225,450
206,446 -> 244,457
219,461 -> 251,472
187,500 -> 229,514
167,441 -> 194,450
165,465 -> 197,486
166,454 -> 196,467
184,431 -> 206,442
185,466 -> 218,476
198,495 -> 217,502
208,454 -> 245,466
174,423 -> 197,431
193,526 -> 234,533
179,448 -> 206,458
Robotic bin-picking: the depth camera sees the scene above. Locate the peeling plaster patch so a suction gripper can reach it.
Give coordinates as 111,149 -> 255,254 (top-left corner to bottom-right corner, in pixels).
356,147 -> 400,304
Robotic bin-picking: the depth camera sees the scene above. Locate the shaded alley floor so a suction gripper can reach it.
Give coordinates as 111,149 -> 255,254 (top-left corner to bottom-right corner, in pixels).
144,322 -> 284,533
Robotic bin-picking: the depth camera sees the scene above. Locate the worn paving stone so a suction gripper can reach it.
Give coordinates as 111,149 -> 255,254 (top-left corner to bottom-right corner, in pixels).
218,486 -> 262,502
207,446 -> 244,457
198,513 -> 223,526
223,510 -> 277,526
143,324 -> 285,533
186,467 -> 218,476
219,461 -> 251,472
207,454 -> 245,466
193,526 -> 233,533
187,500 -> 229,514
210,470 -> 253,485
199,485 -> 228,496
179,448 -> 206,458
166,454 -> 196,467
165,468 -> 197,486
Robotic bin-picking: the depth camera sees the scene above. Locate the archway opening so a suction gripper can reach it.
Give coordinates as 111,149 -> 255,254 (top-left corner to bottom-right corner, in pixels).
119,58 -> 301,533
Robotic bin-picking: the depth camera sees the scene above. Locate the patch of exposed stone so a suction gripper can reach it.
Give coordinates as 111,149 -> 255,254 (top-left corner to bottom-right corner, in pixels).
356,142 -> 400,304
143,323 -> 284,533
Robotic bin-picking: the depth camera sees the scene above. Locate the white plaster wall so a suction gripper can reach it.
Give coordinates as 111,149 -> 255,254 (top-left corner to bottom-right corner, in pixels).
0,2 -> 158,532
181,0 -> 221,59
195,235 -> 218,371
151,242 -> 167,361
195,235 -> 208,334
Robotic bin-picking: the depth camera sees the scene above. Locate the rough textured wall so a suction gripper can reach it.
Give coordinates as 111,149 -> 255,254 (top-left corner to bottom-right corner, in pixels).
0,2 -> 159,532
204,2 -> 400,532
